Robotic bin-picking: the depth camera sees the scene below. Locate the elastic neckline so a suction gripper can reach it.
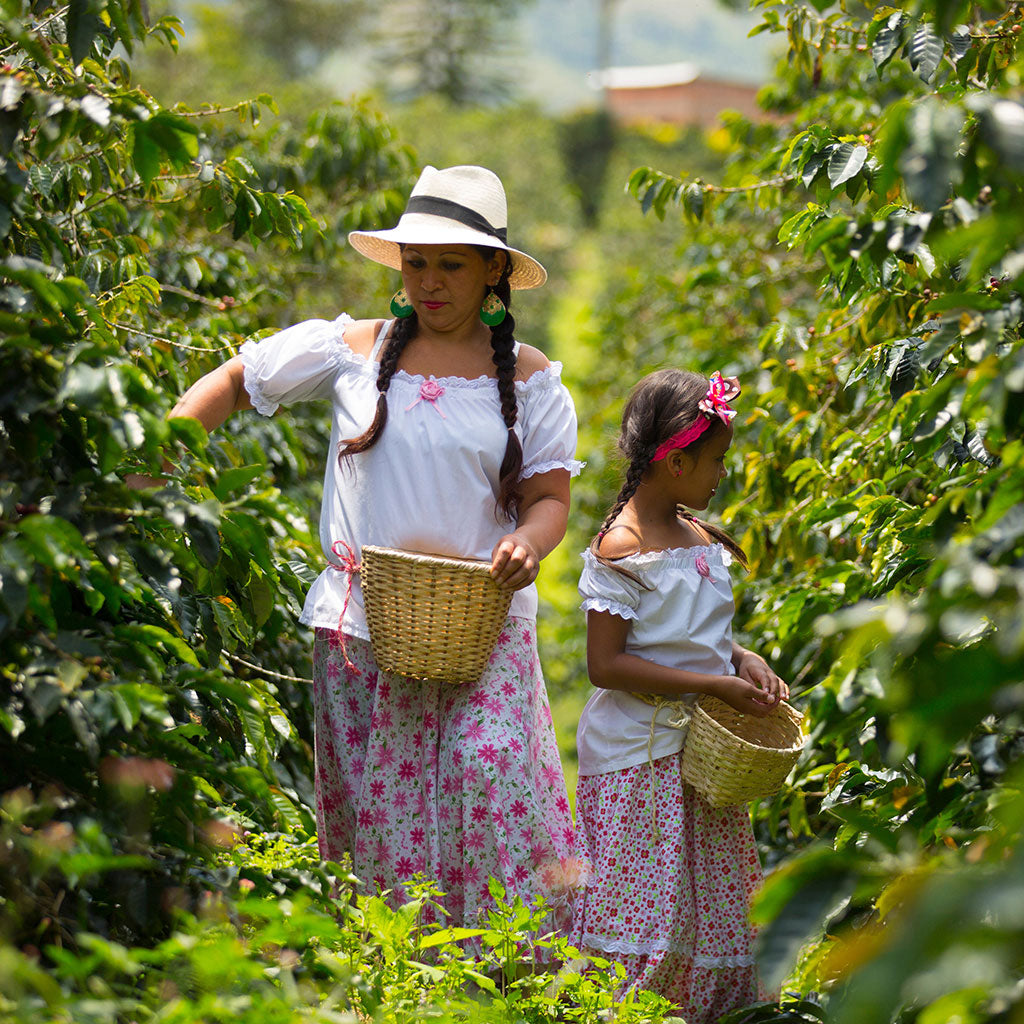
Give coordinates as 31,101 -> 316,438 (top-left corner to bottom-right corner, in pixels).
336,319 -> 561,391
583,542 -> 727,569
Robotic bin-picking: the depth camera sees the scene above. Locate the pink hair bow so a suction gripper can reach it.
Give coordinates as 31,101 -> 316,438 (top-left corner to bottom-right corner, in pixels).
698,371 -> 741,424
650,370 -> 742,462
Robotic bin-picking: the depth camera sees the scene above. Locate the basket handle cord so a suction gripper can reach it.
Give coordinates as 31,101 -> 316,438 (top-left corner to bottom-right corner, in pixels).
326,540 -> 362,676
644,699 -> 692,844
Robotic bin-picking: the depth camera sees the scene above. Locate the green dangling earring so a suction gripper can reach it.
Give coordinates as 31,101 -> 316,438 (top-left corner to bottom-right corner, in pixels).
390,288 -> 414,318
479,290 -> 506,327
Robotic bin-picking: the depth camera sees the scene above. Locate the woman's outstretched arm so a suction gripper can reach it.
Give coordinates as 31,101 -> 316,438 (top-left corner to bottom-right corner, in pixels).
126,355 -> 254,488
169,354 -> 254,429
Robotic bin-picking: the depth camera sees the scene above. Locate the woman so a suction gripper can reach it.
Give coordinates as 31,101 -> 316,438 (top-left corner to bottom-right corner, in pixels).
144,165 -> 581,930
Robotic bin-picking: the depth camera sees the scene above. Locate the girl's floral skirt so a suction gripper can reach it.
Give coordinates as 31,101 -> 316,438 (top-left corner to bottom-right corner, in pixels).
573,753 -> 763,1023
312,619 -> 576,935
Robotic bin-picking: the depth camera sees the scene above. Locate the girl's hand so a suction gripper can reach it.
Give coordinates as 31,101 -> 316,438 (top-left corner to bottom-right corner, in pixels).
490,532 -> 540,591
710,675 -> 782,717
735,649 -> 789,705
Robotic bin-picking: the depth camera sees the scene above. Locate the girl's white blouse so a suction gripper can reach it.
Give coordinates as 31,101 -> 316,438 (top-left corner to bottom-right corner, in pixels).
576,543 -> 736,776
239,314 -> 583,639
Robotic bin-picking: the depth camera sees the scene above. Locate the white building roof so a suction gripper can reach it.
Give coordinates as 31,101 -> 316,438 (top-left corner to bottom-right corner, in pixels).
587,61 -> 701,91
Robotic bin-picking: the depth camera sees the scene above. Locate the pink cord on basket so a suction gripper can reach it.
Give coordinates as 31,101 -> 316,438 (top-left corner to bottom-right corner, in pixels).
326,539 -> 362,676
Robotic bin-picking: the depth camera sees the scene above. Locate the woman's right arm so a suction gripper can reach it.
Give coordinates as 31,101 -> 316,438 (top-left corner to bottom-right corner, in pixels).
586,609 -> 779,717
126,355 -> 253,489
169,355 -> 254,429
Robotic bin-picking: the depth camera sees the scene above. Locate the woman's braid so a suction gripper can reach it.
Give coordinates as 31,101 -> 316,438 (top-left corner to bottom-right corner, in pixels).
337,315 -> 416,460
488,270 -> 523,521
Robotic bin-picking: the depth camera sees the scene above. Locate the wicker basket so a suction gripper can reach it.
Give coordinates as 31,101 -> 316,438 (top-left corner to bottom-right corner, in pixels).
679,695 -> 805,807
360,545 -> 513,684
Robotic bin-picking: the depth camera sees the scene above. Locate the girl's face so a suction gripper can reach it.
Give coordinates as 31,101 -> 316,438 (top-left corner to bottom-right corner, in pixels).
399,244 -> 505,332
668,422 -> 733,511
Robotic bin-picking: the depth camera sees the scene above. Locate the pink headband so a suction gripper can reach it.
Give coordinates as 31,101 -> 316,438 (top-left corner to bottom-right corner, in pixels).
651,371 -> 741,462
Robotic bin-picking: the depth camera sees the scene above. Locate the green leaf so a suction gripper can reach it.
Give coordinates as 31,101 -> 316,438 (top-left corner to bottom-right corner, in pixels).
212,464 -> 264,501
908,22 -> 944,83
66,0 -> 102,66
113,623 -> 200,668
418,927 -> 489,950
801,148 -> 828,188
827,144 -> 868,189
872,12 -> 905,72
890,347 -> 920,401
146,111 -> 200,164
949,24 -> 972,65
683,182 -> 705,223
131,122 -> 161,186
186,500 -> 222,568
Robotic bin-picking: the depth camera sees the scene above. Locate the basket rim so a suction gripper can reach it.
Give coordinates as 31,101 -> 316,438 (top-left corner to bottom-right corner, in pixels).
693,696 -> 806,756
361,544 -> 495,577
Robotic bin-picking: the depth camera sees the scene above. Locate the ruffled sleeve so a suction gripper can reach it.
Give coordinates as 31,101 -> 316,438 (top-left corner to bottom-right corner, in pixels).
578,548 -> 642,621
517,362 -> 585,480
239,313 -> 355,416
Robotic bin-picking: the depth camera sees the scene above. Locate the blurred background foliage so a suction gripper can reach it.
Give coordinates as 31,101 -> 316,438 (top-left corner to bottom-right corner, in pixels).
1,0 -> 1023,1021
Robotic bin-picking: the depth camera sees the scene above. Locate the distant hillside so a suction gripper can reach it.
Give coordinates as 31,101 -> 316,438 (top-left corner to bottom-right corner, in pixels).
517,0 -> 778,110
316,0 -> 779,113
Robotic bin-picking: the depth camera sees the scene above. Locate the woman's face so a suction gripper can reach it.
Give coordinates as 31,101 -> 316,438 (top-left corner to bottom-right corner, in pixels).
399,244 -> 505,332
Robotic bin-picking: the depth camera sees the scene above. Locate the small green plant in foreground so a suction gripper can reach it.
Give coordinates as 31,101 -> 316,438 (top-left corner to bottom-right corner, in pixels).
0,813 -> 678,1024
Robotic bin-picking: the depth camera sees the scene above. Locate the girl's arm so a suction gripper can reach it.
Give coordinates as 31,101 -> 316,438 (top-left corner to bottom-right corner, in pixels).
490,468 -> 571,590
126,356 -> 254,489
731,640 -> 789,702
588,609 -> 780,717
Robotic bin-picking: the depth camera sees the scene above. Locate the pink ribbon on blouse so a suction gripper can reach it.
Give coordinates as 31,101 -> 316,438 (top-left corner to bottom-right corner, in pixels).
326,539 -> 362,676
406,378 -> 446,418
695,553 -> 714,582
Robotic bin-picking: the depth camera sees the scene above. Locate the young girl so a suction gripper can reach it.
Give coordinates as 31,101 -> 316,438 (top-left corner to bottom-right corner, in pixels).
572,368 -> 788,1022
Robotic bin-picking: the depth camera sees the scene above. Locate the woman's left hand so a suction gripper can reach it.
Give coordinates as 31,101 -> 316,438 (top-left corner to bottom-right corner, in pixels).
490,532 -> 540,591
736,650 -> 789,705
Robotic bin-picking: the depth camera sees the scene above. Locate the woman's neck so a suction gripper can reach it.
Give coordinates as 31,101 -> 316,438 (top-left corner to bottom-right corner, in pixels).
399,326 -> 497,380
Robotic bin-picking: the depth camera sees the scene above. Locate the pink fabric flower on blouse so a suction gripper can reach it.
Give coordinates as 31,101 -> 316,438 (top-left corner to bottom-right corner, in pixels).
695,553 -> 714,581
406,378 -> 446,417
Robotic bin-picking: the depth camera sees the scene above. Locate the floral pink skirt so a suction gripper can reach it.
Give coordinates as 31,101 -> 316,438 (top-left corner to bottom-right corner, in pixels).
312,619 -> 576,934
573,754 -> 763,1023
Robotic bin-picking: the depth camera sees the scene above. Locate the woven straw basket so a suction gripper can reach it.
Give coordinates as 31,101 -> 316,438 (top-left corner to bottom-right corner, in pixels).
360,545 -> 513,684
680,695 -> 805,807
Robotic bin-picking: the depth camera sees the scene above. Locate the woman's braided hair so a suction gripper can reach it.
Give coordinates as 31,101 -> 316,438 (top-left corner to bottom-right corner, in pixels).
338,246 -> 523,521
591,368 -> 747,578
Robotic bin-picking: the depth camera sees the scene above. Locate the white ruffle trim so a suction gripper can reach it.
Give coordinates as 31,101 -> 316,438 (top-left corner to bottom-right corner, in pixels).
239,339 -> 279,417
389,360 -> 569,393
580,596 -> 639,621
580,932 -> 756,966
521,458 -> 586,480
330,326 -> 569,394
580,542 -> 731,570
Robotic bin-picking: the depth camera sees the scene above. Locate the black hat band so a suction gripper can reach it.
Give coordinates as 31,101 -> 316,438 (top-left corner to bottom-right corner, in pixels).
404,195 -> 508,244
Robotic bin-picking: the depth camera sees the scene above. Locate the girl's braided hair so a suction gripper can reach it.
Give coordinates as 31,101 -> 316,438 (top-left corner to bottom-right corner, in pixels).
591,368 -> 747,581
338,246 -> 523,521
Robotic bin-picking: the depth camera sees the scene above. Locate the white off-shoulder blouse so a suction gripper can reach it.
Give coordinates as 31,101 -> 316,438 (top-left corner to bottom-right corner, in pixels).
239,314 -> 583,639
576,544 -> 737,776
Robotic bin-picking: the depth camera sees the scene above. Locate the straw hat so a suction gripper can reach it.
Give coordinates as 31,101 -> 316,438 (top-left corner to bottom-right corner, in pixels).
348,165 -> 547,290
